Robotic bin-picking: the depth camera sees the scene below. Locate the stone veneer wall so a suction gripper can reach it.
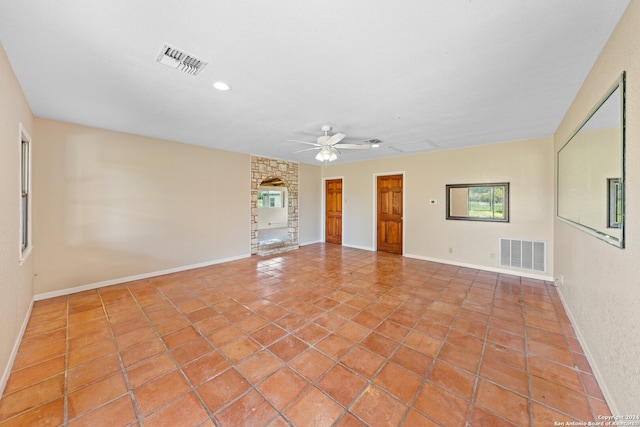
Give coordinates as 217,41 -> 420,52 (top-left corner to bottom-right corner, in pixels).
251,156 -> 299,255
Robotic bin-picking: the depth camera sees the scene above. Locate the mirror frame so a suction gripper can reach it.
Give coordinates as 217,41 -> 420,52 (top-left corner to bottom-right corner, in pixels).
557,72 -> 626,248
446,182 -> 510,222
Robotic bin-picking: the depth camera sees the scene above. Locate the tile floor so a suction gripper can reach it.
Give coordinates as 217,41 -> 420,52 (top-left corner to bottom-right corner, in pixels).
0,243 -> 611,426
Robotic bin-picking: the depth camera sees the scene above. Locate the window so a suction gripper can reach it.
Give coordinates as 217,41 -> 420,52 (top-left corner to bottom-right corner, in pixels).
257,190 -> 284,208
446,182 -> 509,222
20,124 -> 32,260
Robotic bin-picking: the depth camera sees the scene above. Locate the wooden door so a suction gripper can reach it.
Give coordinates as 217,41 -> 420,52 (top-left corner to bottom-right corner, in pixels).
325,179 -> 343,244
377,174 -> 403,254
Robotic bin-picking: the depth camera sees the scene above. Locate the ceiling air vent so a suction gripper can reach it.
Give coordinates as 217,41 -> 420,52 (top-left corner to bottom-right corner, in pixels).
156,44 -> 208,76
389,140 -> 436,153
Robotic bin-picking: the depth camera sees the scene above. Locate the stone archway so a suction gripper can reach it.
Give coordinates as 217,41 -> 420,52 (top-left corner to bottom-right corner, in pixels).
250,156 -> 299,255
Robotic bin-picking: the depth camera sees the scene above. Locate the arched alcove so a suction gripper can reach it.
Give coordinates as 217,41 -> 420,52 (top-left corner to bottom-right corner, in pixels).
250,156 -> 299,255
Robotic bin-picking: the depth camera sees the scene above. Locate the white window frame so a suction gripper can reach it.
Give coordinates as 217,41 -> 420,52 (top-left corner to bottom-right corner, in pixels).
19,123 -> 33,264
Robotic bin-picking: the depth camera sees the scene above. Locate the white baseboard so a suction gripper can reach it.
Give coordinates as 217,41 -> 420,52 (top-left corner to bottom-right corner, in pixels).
554,287 -> 618,416
0,300 -> 33,399
34,254 -> 251,301
342,243 -> 375,251
299,239 -> 323,246
403,253 -> 554,282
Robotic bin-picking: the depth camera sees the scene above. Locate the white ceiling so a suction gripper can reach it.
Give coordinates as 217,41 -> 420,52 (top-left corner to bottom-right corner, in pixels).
0,0 -> 630,165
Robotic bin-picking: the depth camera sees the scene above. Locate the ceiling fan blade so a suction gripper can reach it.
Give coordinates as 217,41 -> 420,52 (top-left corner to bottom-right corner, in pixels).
294,147 -> 321,153
287,139 -> 321,147
333,143 -> 370,149
325,133 -> 346,146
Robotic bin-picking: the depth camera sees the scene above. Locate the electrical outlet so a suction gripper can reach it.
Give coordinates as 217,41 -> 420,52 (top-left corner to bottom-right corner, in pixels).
489,252 -> 495,259
448,247 -> 453,254
429,199 -> 437,205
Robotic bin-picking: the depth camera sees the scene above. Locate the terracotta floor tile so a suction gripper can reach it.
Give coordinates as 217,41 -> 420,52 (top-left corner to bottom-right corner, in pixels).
350,384 -> 407,427
182,350 -> 230,386
289,348 -> 335,381
268,334 -> 308,362
67,395 -> 137,427
335,321 -> 371,342
422,384 -> 475,426
529,355 -> 582,393
389,344 -> 433,376
474,379 -> 530,426
530,375 -> 593,421
285,386 -> 344,427
334,412 -> 368,427
0,398 -> 64,427
317,364 -> 367,406
67,373 -> 128,419
142,392 -> 209,427
171,337 -> 213,365
119,338 -> 165,367
12,340 -> 66,371
161,325 -> 200,349
468,405 -> 518,427
292,322 -> 329,344
404,330 -> 442,356
207,325 -> 244,347
220,336 -> 261,363
341,347 -> 386,378
316,334 -> 354,360
438,342 -> 481,374
428,360 -> 476,400
0,374 -> 64,421
373,362 -> 421,402
257,367 -> 309,410
3,355 -> 65,394
0,245 -> 611,427
67,354 -> 121,392
235,350 -> 283,384
127,353 -> 177,389
198,368 -> 251,413
215,389 -> 278,426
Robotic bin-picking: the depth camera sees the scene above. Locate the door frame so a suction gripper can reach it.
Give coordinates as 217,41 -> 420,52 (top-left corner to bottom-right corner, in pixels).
323,176 -> 344,245
373,172 -> 405,254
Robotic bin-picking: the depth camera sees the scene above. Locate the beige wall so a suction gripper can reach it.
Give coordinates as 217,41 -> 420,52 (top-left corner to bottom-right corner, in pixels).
323,136 -> 555,278
32,119 -> 251,296
0,44 -> 34,394
554,1 -> 640,414
298,162 -> 322,245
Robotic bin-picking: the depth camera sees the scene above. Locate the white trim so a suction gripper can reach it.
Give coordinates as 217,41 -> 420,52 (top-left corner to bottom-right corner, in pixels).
404,252 -> 554,281
555,287 -> 618,415
33,254 -> 251,301
0,301 -> 33,398
18,123 -> 33,265
373,171 -> 406,254
342,243 -> 375,251
299,239 -> 323,246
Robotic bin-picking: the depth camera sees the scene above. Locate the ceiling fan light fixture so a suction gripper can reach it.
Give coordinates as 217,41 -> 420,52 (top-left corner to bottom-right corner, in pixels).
316,147 -> 337,162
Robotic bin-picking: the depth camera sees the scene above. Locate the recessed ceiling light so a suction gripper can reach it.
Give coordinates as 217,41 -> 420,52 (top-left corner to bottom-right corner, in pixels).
213,81 -> 231,91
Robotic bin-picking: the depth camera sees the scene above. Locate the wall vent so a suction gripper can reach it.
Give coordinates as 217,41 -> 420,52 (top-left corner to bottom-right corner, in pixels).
499,238 -> 546,272
156,44 -> 208,76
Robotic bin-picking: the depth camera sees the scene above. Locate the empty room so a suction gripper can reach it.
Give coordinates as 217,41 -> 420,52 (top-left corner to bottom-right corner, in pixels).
0,1 -> 638,426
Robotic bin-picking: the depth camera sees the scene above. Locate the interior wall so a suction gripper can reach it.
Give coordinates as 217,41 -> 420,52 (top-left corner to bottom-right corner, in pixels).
297,162 -> 322,245
0,43 -> 34,395
323,136 -> 554,278
32,118 -> 251,296
553,1 -> 639,413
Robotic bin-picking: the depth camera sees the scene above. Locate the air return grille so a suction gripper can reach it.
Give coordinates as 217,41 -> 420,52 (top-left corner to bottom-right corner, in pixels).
156,44 -> 208,75
499,238 -> 546,272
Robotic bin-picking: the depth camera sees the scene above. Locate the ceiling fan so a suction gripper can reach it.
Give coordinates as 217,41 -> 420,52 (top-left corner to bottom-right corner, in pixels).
288,125 -> 376,162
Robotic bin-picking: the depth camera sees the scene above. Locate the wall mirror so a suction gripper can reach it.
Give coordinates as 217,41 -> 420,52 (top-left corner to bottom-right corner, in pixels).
446,183 -> 510,222
557,72 -> 625,248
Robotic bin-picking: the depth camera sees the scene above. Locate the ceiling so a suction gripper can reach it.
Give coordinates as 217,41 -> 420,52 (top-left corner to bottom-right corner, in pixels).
0,0 -> 630,165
